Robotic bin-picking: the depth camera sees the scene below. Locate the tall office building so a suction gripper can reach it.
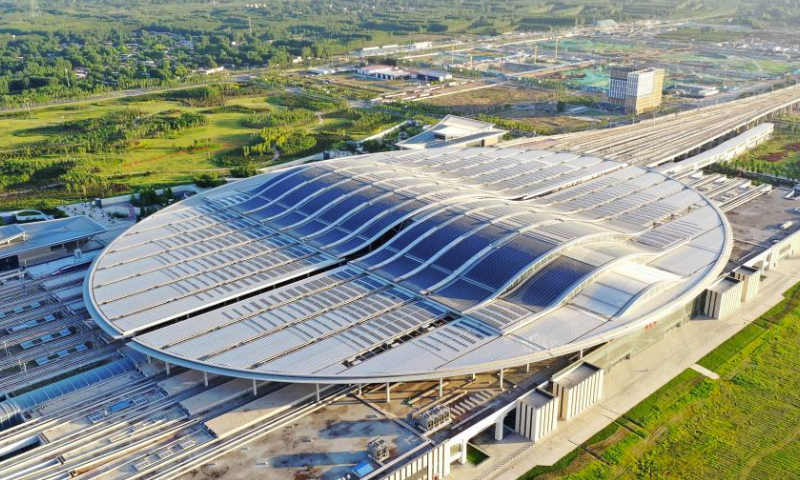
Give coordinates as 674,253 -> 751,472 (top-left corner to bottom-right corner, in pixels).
608,66 -> 665,114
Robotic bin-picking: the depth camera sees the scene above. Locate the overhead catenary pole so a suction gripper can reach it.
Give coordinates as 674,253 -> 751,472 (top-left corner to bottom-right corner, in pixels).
554,37 -> 559,63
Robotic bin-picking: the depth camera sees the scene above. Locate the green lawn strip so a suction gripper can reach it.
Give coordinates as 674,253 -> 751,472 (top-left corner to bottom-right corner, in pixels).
696,323 -> 768,372
466,444 -> 490,465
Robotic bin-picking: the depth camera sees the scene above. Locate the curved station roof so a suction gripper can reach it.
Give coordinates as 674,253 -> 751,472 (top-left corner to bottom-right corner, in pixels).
85,147 -> 731,383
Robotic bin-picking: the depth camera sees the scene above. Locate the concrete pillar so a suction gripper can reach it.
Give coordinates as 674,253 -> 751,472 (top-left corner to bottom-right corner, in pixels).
165,362 -> 170,375
459,439 -> 468,464
203,371 -> 208,387
252,379 -> 257,396
499,368 -> 504,390
358,383 -> 362,395
386,382 -> 391,403
316,383 -> 321,402
525,363 -> 530,373
438,378 -> 444,398
495,418 -> 504,441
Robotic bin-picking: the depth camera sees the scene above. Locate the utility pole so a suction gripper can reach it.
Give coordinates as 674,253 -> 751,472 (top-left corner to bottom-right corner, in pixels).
554,37 -> 559,63
29,0 -> 41,18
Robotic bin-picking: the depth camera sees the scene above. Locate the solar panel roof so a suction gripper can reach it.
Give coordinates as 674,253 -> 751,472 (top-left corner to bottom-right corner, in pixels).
85,147 -> 730,382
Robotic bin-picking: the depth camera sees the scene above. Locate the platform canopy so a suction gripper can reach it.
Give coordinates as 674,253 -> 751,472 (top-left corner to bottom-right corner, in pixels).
85,147 -> 731,383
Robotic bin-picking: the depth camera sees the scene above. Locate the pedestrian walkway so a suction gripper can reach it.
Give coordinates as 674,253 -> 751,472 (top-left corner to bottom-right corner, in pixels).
690,363 -> 720,380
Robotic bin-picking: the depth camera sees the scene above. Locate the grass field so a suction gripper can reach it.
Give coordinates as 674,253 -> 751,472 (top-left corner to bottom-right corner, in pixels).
0,97 -> 259,188
728,130 -> 800,180
657,26 -> 751,43
0,87 -> 402,210
518,282 -> 800,480
467,444 -> 490,466
665,52 -> 800,76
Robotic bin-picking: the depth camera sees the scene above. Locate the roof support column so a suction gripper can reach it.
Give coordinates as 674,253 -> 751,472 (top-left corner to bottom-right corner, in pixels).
203,371 -> 208,387
471,373 -> 476,381
316,383 -> 321,403
499,368 -> 504,391
386,382 -> 391,403
165,362 -> 170,376
252,379 -> 257,396
495,417 -> 505,441
358,383 -> 362,395
438,378 -> 444,398
525,362 -> 530,373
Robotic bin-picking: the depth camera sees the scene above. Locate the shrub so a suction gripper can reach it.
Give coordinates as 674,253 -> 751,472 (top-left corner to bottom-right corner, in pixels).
194,173 -> 226,188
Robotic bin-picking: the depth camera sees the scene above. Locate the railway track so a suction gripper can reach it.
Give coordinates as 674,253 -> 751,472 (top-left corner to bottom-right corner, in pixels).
510,83 -> 800,166
0,372 -> 233,480
0,342 -> 119,393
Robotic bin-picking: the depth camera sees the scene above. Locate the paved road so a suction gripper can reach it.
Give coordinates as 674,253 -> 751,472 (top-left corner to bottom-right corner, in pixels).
0,73 -> 255,114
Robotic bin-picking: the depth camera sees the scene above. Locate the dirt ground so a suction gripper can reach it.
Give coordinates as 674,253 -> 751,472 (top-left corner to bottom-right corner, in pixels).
181,397 -> 423,480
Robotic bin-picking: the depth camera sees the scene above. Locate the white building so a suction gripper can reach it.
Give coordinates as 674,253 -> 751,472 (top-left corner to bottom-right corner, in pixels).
196,66 -> 225,75
397,115 -> 506,150
357,65 -> 414,80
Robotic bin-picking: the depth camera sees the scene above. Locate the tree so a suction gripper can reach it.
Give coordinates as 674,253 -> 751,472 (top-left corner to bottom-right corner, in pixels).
230,163 -> 258,178
194,173 -> 226,188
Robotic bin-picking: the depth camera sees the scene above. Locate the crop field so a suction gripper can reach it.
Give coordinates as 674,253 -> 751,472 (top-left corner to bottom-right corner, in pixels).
518,282 -> 800,480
